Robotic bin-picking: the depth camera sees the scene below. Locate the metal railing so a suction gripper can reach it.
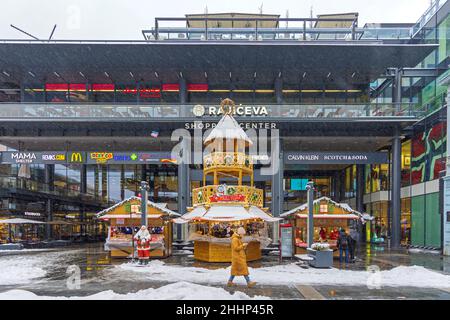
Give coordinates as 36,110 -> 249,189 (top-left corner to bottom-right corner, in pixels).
0,103 -> 424,120
412,0 -> 445,37
142,17 -> 429,42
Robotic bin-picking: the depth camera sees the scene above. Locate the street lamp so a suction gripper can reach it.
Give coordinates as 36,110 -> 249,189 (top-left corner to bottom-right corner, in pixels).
306,181 -> 315,248
140,181 -> 149,227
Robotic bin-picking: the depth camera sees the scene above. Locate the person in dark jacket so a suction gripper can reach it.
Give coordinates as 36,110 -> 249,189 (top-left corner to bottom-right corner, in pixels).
337,228 -> 349,263
348,228 -> 358,262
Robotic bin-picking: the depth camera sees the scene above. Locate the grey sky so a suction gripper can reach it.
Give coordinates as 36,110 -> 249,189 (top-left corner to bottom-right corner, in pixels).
1,0 -> 431,40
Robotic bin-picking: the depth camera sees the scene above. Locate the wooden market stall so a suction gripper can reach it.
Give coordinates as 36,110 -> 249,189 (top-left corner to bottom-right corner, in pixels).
96,196 -> 180,258
174,99 -> 280,262
281,196 -> 363,255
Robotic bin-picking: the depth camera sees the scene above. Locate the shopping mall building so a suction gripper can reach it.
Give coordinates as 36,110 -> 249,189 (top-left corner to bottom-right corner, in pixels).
0,1 -> 449,249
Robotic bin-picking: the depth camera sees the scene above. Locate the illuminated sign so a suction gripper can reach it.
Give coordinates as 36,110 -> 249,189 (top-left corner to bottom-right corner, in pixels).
193,104 -> 268,117
69,152 -> 84,163
123,87 -> 161,98
90,152 -> 114,163
42,154 -> 66,161
10,152 -> 37,164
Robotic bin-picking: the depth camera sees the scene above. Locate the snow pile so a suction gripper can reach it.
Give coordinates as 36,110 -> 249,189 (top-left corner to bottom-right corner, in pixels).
0,255 -> 47,285
115,261 -> 450,289
0,249 -> 82,285
0,282 -> 269,300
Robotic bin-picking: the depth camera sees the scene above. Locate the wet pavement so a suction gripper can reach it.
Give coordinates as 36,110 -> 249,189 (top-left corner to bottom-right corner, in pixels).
0,243 -> 449,299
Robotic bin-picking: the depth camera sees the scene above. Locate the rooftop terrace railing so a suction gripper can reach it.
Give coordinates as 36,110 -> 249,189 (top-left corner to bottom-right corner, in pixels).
142,17 -> 425,42
0,103 -> 424,120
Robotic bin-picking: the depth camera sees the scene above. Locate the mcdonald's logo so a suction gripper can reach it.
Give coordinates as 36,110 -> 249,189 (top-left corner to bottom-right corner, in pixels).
69,152 -> 83,163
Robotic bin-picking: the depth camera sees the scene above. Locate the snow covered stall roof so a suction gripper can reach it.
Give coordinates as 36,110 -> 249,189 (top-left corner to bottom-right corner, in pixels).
280,196 -> 363,220
96,196 -> 180,219
173,205 -> 280,224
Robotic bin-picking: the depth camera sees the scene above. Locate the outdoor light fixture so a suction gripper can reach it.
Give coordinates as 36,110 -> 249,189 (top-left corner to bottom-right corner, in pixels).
104,71 -> 110,78
179,71 -> 183,78
326,72 -> 331,78
53,71 -> 60,78
204,72 -> 208,78
229,72 -> 232,79
129,71 -> 134,78
278,71 -> 282,78
351,72 -> 356,78
254,72 -> 257,78
154,71 -> 159,78
2,71 -> 10,77
302,72 -> 307,78
28,71 -> 35,77
79,71 -> 85,78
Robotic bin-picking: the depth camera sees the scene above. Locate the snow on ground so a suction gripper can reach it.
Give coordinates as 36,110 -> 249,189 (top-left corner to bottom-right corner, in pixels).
114,260 -> 450,289
0,249 -> 81,286
0,281 -> 268,300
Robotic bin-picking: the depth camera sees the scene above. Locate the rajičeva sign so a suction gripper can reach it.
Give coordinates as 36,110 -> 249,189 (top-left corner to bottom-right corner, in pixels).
284,152 -> 389,164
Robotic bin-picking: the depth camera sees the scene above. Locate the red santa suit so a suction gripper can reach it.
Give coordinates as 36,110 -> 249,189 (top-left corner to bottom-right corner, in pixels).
136,237 -> 151,259
134,226 -> 151,262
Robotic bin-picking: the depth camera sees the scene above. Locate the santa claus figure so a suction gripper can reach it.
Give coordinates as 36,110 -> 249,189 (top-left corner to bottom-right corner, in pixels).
134,225 -> 151,265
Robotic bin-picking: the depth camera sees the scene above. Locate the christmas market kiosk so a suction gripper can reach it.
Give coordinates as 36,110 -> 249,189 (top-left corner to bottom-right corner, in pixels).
281,196 -> 363,255
96,196 -> 180,258
173,99 -> 280,262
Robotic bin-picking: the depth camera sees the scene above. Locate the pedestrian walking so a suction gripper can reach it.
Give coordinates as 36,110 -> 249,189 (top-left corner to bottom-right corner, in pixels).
227,227 -> 256,288
349,228 -> 359,262
337,228 -> 349,263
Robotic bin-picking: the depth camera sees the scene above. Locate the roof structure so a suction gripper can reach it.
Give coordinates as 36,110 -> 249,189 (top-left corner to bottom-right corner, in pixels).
204,114 -> 253,145
96,196 -> 180,218
173,204 -> 280,223
280,196 -> 363,218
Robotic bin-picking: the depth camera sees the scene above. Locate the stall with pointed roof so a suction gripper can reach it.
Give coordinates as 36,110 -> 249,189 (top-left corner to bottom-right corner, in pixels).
174,99 -> 280,262
281,196 -> 364,254
96,196 -> 180,258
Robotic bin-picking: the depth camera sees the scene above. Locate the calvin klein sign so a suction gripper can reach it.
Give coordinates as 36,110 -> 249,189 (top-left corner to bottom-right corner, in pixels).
284,152 -> 388,164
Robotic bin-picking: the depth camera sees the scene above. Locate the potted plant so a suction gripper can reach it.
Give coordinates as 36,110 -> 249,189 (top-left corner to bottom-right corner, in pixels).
307,242 -> 333,268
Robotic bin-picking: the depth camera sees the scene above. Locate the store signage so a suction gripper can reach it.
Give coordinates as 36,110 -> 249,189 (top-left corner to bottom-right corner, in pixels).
42,153 -> 66,162
9,152 -> 37,164
0,151 -> 175,165
192,104 -> 268,117
123,87 -> 161,98
185,122 -> 277,130
284,152 -> 389,164
68,152 -> 85,163
24,211 -> 41,217
90,152 -> 114,163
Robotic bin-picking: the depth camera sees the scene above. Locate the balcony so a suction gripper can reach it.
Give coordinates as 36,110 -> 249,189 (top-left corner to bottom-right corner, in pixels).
203,152 -> 253,174
0,103 -> 425,121
192,185 -> 264,208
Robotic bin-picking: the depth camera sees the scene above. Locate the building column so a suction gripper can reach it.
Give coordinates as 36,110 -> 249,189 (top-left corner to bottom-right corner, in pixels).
440,77 -> 450,255
391,126 -> 402,247
393,68 -> 402,113
44,164 -> 54,240
275,77 -> 283,104
271,138 -> 284,216
80,164 -> 87,237
356,164 -> 365,213
179,78 -> 188,117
